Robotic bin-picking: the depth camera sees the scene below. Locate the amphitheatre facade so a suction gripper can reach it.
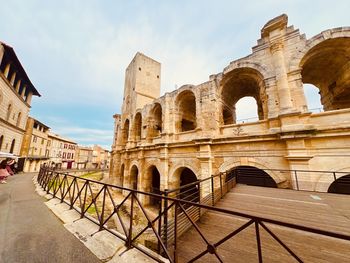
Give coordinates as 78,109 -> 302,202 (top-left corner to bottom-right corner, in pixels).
110,14 -> 350,201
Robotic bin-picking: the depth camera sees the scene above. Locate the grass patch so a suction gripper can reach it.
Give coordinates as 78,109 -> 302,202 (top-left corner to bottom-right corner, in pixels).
80,171 -> 104,181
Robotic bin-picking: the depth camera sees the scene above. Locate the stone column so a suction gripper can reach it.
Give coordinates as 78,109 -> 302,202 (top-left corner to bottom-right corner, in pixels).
25,92 -> 33,105
270,41 -> 293,114
10,71 -> 16,86
4,64 -> 10,78
288,70 -> 308,113
0,45 -> 4,66
21,85 -> 27,98
15,79 -> 21,93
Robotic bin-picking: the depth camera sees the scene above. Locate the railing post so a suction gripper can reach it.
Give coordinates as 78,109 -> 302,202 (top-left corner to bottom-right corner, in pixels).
219,173 -> 223,198
100,185 -> 107,231
294,170 -> 299,191
174,201 -> 178,263
128,191 -> 134,249
255,220 -> 263,263
163,189 -> 168,250
198,182 -> 201,219
157,191 -> 163,254
333,172 -> 337,182
211,175 -> 215,206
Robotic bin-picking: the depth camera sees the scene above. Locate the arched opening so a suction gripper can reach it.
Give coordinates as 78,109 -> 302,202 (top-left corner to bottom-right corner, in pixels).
9,139 -> 15,154
179,168 -> 199,202
149,103 -> 162,138
120,164 -> 125,187
226,166 -> 277,188
300,38 -> 350,111
6,104 -> 12,121
328,174 -> 350,195
16,112 -> 22,127
235,96 -> 259,123
221,68 -> 266,125
303,84 -> 323,113
176,91 -> 196,132
130,165 -> 138,190
134,113 -> 142,141
150,166 -> 161,206
0,135 -> 3,150
123,119 -> 130,144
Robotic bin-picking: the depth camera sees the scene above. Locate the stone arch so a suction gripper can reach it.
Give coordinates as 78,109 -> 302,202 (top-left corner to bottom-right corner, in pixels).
133,112 -> 142,141
168,160 -> 201,190
130,164 -> 139,190
143,165 -> 162,206
16,112 -> 22,127
122,119 -> 130,144
223,60 -> 271,81
6,103 -> 13,121
328,174 -> 350,194
148,103 -> 162,138
170,166 -> 199,202
175,90 -> 197,132
315,166 -> 350,193
220,67 -> 267,125
218,158 -> 285,185
288,28 -> 350,111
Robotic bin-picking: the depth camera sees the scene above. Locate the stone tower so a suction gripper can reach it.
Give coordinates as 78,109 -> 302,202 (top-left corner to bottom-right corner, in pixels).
122,52 -> 161,116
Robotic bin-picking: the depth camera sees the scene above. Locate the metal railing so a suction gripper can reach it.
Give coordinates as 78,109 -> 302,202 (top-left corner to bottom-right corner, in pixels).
37,167 -> 350,263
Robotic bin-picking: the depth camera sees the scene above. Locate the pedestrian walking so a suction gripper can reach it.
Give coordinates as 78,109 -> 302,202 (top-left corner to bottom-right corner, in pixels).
0,159 -> 10,184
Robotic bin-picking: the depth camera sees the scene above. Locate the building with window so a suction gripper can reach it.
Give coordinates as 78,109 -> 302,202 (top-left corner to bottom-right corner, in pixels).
47,132 -> 77,169
111,15 -> 350,200
19,117 -> 50,172
75,145 -> 93,169
92,145 -> 110,169
0,41 -> 40,156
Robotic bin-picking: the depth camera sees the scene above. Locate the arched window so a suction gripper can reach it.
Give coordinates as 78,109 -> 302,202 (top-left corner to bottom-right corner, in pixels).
6,104 -> 12,121
16,112 -> 22,127
176,91 -> 196,132
149,103 -> 162,138
221,68 -> 266,125
10,139 -> 15,154
300,38 -> 350,111
123,119 -> 130,144
0,135 -> 3,150
130,165 -> 138,190
134,113 -> 142,141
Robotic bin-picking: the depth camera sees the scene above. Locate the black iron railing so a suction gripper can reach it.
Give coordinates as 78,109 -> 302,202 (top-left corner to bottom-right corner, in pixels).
37,167 -> 350,263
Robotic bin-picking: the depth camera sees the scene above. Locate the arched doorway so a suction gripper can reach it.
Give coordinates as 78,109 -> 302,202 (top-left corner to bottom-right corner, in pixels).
123,119 -> 130,144
134,113 -> 142,141
148,103 -> 162,138
130,165 -> 138,190
226,166 -> 277,188
328,175 -> 350,195
221,68 -> 266,125
150,166 -> 161,206
300,38 -> 350,111
179,168 -> 199,202
176,91 -> 196,132
235,96 -> 259,123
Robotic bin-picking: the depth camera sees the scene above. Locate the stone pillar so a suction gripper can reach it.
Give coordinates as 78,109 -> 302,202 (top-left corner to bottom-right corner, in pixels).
270,41 -> 293,113
288,70 -> 308,113
197,142 -> 213,199
4,64 -> 10,78
21,85 -> 27,98
25,92 -> 33,105
15,79 -> 21,93
10,72 -> 16,86
0,45 -> 4,66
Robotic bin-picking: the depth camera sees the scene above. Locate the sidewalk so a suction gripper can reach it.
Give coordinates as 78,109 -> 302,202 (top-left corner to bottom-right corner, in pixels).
0,173 -> 100,263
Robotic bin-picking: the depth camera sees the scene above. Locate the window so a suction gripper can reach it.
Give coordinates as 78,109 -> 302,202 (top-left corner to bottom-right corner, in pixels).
33,136 -> 37,143
6,104 -> 12,121
63,152 -> 66,158
0,135 -> 3,150
71,153 -> 74,159
67,153 -> 71,159
9,139 -> 15,154
47,140 -> 51,147
41,138 -> 45,145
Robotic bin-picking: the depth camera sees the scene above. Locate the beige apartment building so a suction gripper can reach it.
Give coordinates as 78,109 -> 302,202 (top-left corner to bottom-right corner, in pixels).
47,132 -> 77,169
0,42 -> 40,156
75,145 -> 93,169
111,14 -> 350,201
20,117 -> 50,172
92,145 -> 110,169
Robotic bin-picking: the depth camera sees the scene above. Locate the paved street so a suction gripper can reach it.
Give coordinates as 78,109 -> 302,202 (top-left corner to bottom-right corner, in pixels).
0,173 -> 100,263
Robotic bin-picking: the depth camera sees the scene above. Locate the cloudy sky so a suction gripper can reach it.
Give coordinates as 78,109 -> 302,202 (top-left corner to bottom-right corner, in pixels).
0,0 -> 349,148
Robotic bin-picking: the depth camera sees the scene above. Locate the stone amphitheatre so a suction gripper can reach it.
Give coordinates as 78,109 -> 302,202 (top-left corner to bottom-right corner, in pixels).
110,14 -> 350,201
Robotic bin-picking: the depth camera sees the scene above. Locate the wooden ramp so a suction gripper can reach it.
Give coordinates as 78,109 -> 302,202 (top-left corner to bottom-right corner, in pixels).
176,185 -> 350,262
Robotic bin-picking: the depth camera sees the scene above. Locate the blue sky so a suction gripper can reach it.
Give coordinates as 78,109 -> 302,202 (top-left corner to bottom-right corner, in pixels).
0,1 -> 349,149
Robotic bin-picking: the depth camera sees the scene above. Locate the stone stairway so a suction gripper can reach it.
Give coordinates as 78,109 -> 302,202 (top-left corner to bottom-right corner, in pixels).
176,185 -> 350,262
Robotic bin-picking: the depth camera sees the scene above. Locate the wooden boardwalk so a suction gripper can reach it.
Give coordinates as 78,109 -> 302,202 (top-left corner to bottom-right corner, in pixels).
176,185 -> 350,262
